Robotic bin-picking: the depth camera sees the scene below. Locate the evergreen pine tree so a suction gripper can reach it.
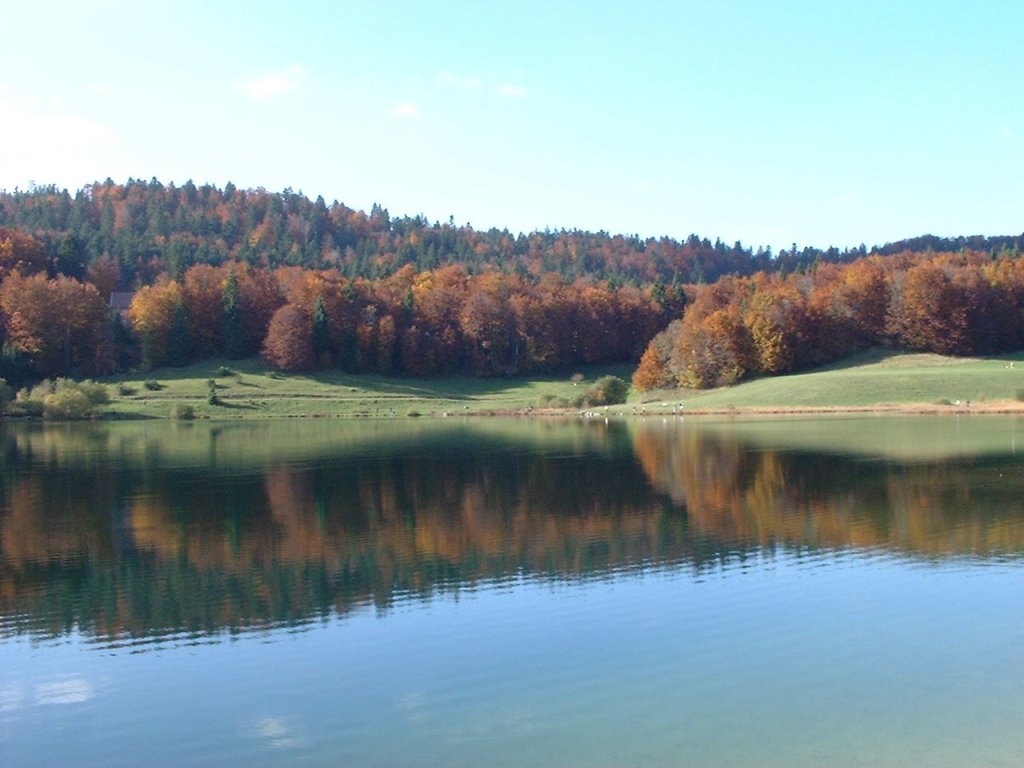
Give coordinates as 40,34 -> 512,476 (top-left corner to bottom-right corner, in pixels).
312,295 -> 332,366
222,270 -> 247,359
166,301 -> 192,367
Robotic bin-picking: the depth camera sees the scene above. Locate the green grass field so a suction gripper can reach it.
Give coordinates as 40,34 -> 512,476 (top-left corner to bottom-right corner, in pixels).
93,349 -> 1024,420
98,360 -> 635,420
637,349 -> 1024,411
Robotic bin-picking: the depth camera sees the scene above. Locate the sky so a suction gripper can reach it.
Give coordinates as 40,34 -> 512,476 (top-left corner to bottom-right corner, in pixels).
1,0 -> 1022,251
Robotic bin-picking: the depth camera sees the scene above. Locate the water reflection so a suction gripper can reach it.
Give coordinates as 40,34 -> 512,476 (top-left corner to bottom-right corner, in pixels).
1,417 -> 1022,644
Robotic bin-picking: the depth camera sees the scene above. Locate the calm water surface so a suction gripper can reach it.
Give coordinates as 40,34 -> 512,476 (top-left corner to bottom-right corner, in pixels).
1,416 -> 1022,766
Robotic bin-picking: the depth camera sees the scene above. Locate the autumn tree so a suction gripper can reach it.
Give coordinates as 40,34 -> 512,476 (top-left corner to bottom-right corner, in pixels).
262,303 -> 314,370
126,279 -> 184,369
888,264 -> 968,354
0,273 -> 111,377
0,228 -> 48,280
676,305 -> 754,388
632,320 -> 680,391
744,281 -> 810,374
181,264 -> 224,357
462,275 -> 515,375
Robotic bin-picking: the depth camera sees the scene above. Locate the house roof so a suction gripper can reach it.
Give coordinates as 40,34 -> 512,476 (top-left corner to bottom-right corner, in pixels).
109,292 -> 134,311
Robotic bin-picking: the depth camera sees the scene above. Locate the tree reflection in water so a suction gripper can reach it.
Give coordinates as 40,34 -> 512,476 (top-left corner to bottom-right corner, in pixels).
1,418 -> 1022,641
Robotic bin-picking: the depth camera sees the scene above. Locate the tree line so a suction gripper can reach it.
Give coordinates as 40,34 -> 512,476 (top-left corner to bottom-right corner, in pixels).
2,178 -> 971,289
5,179 -> 1024,389
0,225 -> 684,383
634,249 -> 1024,389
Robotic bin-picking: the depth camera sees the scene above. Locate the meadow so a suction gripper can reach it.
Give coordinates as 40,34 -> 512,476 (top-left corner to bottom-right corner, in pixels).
638,349 -> 1024,414
98,360 -> 635,419
90,349 -> 1024,420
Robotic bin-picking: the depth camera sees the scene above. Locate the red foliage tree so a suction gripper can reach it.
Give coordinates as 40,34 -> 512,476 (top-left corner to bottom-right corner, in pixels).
262,304 -> 314,371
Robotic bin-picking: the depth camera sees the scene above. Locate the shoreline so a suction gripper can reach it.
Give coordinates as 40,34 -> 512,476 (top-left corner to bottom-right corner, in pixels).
471,399 -> 1024,419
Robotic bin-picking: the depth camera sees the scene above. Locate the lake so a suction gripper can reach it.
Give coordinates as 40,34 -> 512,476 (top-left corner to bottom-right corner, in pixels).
1,416 -> 1022,767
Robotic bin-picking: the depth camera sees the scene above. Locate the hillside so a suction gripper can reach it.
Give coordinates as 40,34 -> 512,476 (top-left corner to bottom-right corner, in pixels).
5,179 -> 1006,290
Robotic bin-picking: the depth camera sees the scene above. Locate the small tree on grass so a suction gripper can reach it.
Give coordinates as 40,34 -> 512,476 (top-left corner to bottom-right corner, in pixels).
584,375 -> 630,406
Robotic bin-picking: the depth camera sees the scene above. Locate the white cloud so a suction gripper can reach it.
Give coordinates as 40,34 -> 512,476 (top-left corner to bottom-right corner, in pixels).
34,678 -> 95,706
235,65 -> 303,101
255,716 -> 300,749
0,96 -> 119,190
0,683 -> 25,712
438,71 -> 482,89
496,83 -> 527,99
395,102 -> 420,118
0,82 -> 12,95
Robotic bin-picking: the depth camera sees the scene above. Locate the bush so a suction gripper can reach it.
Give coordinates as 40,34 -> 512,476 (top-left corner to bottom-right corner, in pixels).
5,398 -> 42,418
583,375 -> 630,406
117,383 -> 136,396
43,388 -> 95,420
217,366 -> 236,377
144,379 -> 163,391
71,379 -> 109,405
169,403 -> 195,420
11,380 -> 58,418
5,379 -> 108,420
207,379 -> 220,405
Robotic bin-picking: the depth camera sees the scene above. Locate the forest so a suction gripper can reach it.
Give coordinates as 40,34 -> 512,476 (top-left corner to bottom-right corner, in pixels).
632,249 -> 1024,390
1,178 -> 1023,389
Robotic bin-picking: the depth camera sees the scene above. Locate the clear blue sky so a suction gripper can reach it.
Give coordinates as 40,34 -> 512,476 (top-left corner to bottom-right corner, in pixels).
1,0 -> 1021,250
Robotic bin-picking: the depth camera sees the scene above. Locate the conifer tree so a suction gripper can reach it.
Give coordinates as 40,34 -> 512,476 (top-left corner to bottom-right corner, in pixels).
222,270 -> 247,359
312,295 -> 332,366
166,301 -> 192,367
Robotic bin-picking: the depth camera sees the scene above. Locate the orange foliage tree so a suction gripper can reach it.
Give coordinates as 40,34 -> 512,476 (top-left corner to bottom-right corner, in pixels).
0,273 -> 111,376
262,304 -> 314,370
126,279 -> 184,369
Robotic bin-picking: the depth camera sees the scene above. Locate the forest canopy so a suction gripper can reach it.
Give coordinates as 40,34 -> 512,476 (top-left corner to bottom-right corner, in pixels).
1,179 -> 1023,389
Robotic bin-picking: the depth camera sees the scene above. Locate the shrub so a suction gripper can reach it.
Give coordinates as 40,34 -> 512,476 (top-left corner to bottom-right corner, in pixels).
5,398 -> 42,418
71,379 -> 109,405
144,379 -> 163,391
217,366 -> 236,377
117,383 -> 136,396
583,375 -> 630,406
6,379 -> 108,420
169,403 -> 195,420
43,388 -> 95,420
207,379 -> 220,405
11,380 -> 55,417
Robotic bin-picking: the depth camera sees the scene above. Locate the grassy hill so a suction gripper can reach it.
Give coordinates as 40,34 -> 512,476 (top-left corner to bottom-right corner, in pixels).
638,349 -> 1024,412
85,349 -> 1024,420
